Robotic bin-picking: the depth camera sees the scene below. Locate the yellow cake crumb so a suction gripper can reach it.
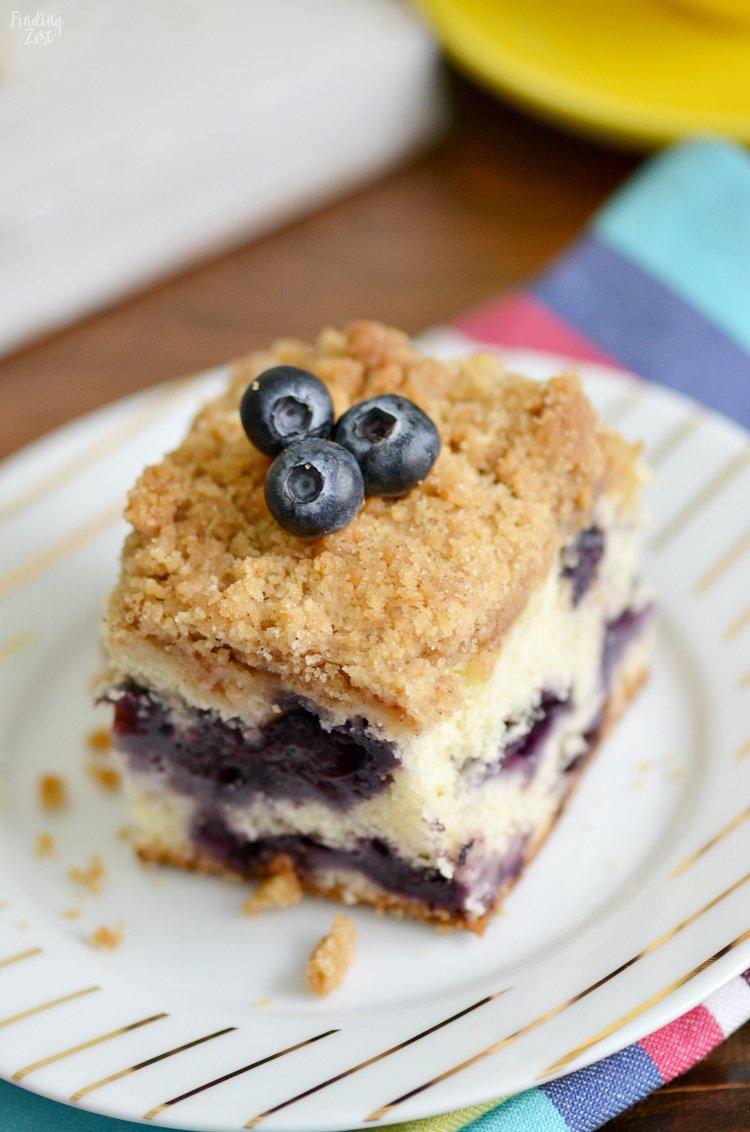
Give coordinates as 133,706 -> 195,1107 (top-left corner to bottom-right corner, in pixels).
305,912 -> 357,997
90,925 -> 123,950
39,774 -> 67,810
86,762 -> 122,791
63,908 -> 82,920
69,855 -> 105,894
87,728 -> 113,752
256,997 -> 271,1008
243,865 -> 302,915
34,833 -> 56,859
116,825 -> 131,841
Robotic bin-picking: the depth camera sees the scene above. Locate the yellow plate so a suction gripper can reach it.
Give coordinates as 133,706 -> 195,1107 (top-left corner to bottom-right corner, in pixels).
414,0 -> 750,147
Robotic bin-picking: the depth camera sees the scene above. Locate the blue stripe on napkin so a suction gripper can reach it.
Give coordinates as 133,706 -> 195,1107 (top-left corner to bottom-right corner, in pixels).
594,140 -> 750,357
533,235 -> 750,427
540,1044 -> 663,1132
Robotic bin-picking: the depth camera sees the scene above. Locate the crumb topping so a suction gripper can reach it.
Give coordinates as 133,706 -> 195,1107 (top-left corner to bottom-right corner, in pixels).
105,322 -> 642,730
305,912 -> 357,996
39,774 -> 67,810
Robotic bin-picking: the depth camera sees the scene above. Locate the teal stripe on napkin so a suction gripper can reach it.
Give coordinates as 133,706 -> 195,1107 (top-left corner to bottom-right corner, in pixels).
594,139 -> 750,355
465,1088 -> 568,1132
0,1079 -> 190,1132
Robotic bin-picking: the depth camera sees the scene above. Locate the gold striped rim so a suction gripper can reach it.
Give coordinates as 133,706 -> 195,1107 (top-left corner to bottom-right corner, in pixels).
0,986 -> 99,1030
364,868 -> 750,1122
244,991 -> 509,1128
650,449 -> 750,553
694,526 -> 750,595
0,500 -> 124,604
725,604 -> 750,642
0,376 -> 198,526
0,629 -> 35,666
541,923 -> 750,1076
601,386 -> 645,426
737,739 -> 750,761
0,947 -> 42,968
671,806 -> 750,877
143,1030 -> 339,1121
646,410 -> 705,470
71,1026 -> 236,1103
14,1013 -> 167,1081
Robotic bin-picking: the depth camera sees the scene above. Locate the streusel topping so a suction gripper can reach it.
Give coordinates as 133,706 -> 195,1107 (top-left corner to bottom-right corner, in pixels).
105,322 -> 641,730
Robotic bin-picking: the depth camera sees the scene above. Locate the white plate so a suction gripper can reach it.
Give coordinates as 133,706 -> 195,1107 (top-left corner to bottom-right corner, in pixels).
0,342 -> 749,1132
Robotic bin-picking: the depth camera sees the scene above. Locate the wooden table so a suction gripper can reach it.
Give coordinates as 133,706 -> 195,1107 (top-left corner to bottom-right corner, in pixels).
1,68 -> 749,1130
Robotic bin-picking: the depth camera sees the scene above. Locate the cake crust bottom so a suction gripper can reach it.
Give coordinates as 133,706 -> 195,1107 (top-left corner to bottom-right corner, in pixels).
133,661 -> 648,935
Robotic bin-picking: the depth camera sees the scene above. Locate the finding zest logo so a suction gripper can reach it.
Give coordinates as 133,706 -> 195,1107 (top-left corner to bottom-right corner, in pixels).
10,10 -> 63,44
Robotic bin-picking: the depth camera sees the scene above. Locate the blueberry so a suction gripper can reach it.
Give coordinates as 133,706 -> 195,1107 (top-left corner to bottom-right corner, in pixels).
264,438 -> 364,538
240,366 -> 334,457
332,394 -> 441,496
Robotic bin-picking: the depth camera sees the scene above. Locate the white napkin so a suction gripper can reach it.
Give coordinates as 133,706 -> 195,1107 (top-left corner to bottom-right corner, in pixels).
0,0 -> 445,355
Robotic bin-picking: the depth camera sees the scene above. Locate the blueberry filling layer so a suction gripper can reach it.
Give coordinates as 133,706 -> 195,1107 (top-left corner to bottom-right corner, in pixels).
110,684 -> 399,809
564,603 -> 655,773
562,527 -> 605,604
113,602 -> 653,917
602,605 -> 654,687
464,691 -> 571,786
111,604 -> 653,816
193,815 -> 527,916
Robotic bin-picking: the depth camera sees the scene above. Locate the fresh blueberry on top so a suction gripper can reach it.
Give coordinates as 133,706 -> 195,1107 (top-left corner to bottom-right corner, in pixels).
240,366 -> 334,457
332,394 -> 441,496
264,438 -> 364,538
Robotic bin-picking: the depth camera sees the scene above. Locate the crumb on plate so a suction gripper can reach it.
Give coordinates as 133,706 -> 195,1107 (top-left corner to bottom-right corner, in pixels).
90,925 -> 123,950
69,854 -> 105,894
305,913 -> 357,997
86,762 -> 122,791
87,728 -> 113,752
256,997 -> 271,1008
62,908 -> 81,920
243,863 -> 302,915
39,774 -> 67,810
34,832 -> 56,859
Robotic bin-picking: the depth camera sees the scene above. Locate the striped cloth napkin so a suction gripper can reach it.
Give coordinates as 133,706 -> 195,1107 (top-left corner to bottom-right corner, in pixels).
2,138 -> 750,1131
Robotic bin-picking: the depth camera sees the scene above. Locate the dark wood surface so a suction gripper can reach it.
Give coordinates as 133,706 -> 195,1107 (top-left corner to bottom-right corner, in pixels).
2,68 -> 748,1130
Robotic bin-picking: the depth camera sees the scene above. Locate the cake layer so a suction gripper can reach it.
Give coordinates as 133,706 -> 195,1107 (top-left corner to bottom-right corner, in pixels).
111,590 -> 654,930
122,604 -> 651,933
